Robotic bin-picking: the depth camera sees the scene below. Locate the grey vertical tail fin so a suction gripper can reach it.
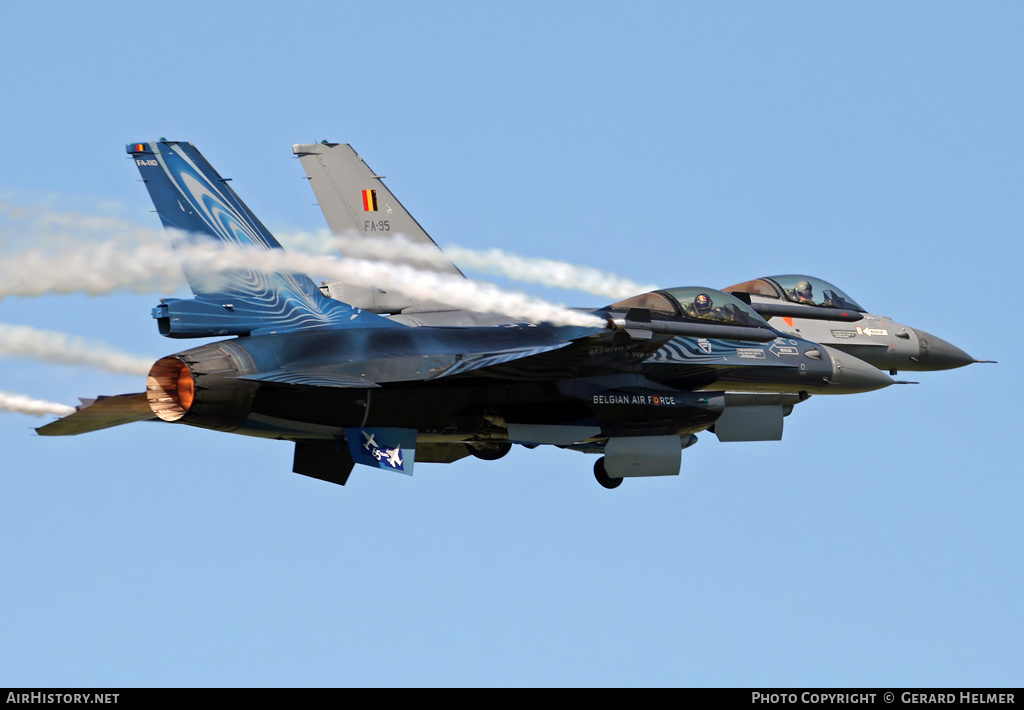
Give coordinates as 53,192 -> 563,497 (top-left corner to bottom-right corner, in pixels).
293,142 -> 464,313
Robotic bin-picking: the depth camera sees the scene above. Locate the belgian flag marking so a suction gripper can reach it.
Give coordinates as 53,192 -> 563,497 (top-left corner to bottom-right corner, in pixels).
362,189 -> 378,212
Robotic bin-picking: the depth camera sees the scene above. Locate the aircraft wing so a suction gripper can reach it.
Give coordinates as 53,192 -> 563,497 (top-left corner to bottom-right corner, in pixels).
235,342 -> 579,388
237,370 -> 382,388
431,329 -> 669,382
35,393 -> 153,436
429,342 -> 577,379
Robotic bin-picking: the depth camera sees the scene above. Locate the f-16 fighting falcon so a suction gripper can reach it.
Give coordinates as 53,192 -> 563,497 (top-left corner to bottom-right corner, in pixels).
37,140 -> 962,489
721,275 -> 992,375
292,142 -> 988,377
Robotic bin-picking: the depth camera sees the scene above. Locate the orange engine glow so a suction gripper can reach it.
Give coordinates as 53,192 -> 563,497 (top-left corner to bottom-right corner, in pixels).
177,366 -> 195,410
147,357 -> 196,422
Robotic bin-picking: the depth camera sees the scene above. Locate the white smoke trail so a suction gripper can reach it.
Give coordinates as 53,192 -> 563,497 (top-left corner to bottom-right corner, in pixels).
0,205 -> 640,325
443,245 -> 658,299
0,239 -> 604,327
0,241 -> 185,298
0,390 -> 74,417
0,324 -> 153,374
0,201 -> 166,252
3,203 -> 656,300
273,227 -> 342,256
284,231 -> 659,299
0,202 -> 184,296
175,241 -> 606,327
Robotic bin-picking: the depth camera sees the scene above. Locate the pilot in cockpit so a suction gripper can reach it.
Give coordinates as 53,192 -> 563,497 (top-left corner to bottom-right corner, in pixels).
686,293 -> 715,319
789,280 -> 815,303
695,293 -> 713,315
685,293 -> 745,325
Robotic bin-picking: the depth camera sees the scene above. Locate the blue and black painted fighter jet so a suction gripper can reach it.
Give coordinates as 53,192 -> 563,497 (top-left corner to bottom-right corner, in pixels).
38,141 -> 897,489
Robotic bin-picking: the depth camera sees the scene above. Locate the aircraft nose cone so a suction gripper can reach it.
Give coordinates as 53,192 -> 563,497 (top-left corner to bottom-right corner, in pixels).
822,346 -> 895,393
911,329 -> 976,370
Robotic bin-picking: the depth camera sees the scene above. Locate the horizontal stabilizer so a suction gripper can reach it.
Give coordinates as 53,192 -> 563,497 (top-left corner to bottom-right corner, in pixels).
36,393 -> 152,436
237,370 -> 381,388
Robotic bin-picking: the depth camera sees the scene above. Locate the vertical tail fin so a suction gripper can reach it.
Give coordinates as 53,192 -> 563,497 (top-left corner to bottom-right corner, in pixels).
293,142 -> 464,313
292,142 -> 463,276
128,140 -> 401,335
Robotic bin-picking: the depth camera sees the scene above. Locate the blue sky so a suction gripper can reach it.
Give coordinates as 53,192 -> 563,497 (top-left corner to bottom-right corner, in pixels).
0,1 -> 1020,687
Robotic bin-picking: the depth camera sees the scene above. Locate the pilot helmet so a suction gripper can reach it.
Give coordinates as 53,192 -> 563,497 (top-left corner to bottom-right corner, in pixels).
694,293 -> 713,314
794,280 -> 813,301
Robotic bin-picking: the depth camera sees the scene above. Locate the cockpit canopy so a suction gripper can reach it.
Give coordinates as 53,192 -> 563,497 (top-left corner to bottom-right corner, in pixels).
609,286 -> 771,328
724,275 -> 865,312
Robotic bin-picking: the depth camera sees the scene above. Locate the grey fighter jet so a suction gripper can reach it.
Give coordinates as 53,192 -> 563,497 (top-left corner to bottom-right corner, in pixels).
294,141 -> 989,378
722,275 -> 991,374
38,141 -> 897,490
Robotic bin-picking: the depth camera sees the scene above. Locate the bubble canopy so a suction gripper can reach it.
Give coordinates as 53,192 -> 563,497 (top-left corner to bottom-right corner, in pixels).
723,275 -> 865,312
608,287 -> 771,328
